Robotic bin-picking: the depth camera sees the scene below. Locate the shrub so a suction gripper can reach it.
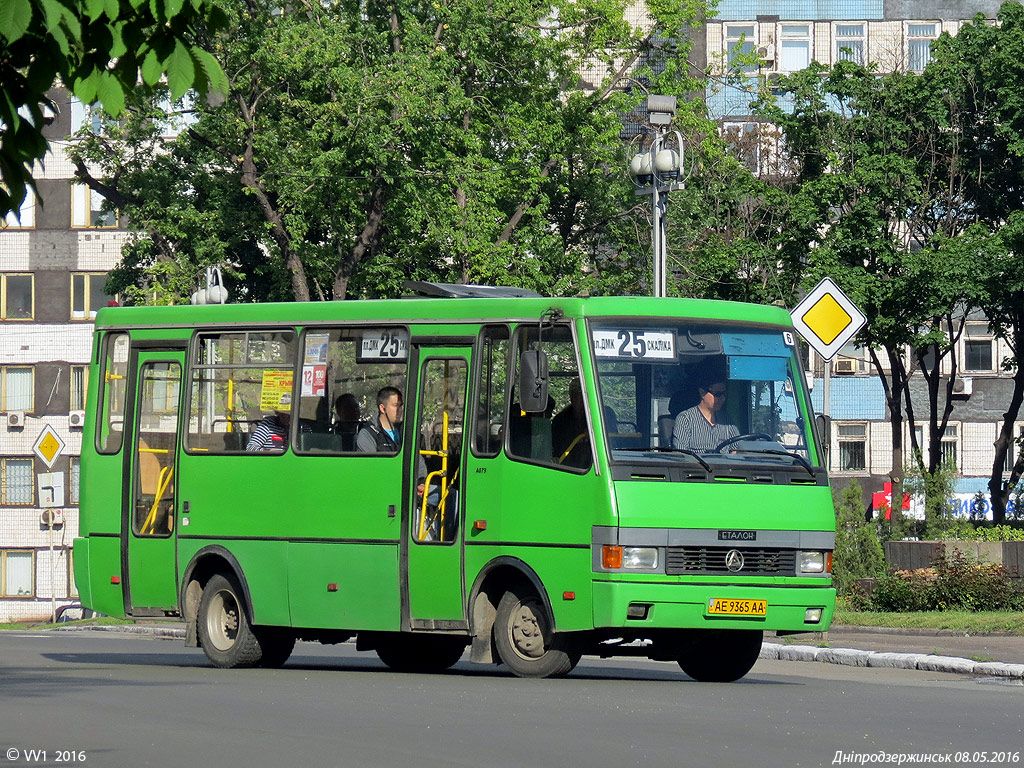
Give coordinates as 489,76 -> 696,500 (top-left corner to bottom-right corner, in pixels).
868,545 -> 1024,612
832,480 -> 885,597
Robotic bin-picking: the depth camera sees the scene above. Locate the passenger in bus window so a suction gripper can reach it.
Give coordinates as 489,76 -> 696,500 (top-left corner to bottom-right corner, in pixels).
356,386 -> 403,453
333,393 -> 363,450
357,386 -> 429,495
672,371 -> 738,453
245,410 -> 290,452
551,378 -> 591,469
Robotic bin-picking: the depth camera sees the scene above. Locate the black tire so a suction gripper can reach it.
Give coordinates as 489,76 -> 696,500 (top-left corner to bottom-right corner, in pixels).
677,629 -> 763,682
255,627 -> 296,668
493,587 -> 581,678
197,573 -> 263,669
375,634 -> 467,673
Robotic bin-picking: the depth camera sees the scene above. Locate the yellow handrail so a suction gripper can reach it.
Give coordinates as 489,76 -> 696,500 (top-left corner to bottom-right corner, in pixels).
139,466 -> 174,535
418,409 -> 450,541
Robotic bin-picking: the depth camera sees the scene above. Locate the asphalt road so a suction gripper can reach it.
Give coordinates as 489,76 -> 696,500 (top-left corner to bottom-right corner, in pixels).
1,630 -> 1021,768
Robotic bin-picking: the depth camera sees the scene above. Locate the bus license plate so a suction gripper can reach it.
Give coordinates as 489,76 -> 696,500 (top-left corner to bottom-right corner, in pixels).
707,598 -> 767,616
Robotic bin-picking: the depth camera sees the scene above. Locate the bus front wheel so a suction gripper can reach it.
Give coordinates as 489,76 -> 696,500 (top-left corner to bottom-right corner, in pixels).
676,629 -> 763,682
197,573 -> 263,669
493,587 -> 580,678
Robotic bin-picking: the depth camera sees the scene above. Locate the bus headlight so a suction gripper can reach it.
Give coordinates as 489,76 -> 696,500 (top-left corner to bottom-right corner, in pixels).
622,547 -> 658,569
799,551 -> 825,573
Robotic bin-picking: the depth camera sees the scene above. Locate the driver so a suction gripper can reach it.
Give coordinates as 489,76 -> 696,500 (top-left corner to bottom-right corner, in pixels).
672,372 -> 739,452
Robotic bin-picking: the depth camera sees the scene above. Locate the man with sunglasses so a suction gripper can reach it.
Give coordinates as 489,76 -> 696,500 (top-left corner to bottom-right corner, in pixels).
672,372 -> 739,453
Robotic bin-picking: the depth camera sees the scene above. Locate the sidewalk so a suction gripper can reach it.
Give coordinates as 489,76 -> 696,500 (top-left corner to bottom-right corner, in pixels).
763,625 -> 1024,678
57,621 -> 1024,678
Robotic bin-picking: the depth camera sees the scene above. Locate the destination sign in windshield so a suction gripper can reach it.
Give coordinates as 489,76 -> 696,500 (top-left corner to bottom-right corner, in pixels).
592,329 -> 677,361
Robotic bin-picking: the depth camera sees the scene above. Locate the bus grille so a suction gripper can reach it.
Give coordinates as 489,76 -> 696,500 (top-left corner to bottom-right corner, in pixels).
665,547 -> 796,576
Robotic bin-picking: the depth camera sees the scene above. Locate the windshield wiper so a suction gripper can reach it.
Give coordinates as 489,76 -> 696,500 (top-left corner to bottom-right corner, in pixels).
730,448 -> 816,477
616,446 -> 712,472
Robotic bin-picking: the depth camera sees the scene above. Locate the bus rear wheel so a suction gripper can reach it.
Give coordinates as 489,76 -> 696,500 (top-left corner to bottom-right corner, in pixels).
375,634 -> 466,673
493,587 -> 580,678
676,629 -> 763,682
197,573 -> 263,669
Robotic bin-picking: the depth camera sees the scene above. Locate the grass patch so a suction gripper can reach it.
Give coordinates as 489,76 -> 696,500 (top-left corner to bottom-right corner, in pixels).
0,617 -> 133,631
834,608 -> 1024,635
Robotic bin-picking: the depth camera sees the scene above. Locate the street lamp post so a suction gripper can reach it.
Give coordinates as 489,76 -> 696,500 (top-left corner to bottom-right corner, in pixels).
628,95 -> 686,298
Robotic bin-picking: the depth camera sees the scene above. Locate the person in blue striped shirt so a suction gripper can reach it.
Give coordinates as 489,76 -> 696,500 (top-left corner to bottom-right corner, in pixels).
672,373 -> 739,453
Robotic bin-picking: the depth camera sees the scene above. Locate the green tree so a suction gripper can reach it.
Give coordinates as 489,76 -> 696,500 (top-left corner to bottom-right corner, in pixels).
755,59 -> 987,516
74,0 -> 712,303
929,4 -> 1024,523
0,0 -> 227,217
832,480 -> 885,597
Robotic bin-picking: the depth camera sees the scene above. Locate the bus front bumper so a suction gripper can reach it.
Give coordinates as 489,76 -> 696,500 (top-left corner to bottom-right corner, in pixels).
592,580 -> 835,633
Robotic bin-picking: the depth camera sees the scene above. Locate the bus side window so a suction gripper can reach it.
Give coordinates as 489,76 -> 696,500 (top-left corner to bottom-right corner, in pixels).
506,324 -> 590,471
294,327 -> 409,456
97,331 -> 130,454
186,331 -> 297,454
473,325 -> 509,457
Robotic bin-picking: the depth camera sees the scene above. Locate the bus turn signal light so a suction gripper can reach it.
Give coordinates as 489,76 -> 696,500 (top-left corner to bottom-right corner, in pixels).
473,520 -> 487,531
826,551 -> 833,573
602,545 -> 623,569
111,576 -> 121,584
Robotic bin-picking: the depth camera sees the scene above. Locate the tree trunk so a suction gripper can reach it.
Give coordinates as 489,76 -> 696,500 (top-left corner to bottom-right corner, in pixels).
988,325 -> 1024,524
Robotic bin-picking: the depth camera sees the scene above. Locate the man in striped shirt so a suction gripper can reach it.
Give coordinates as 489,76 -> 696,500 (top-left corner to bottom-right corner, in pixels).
672,377 -> 739,453
246,410 -> 290,452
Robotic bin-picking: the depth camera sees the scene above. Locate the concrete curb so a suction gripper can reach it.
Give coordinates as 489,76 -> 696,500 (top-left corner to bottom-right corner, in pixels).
760,642 -> 1024,679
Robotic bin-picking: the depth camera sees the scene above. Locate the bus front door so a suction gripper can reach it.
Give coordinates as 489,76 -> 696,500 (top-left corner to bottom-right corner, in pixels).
124,349 -> 185,613
406,350 -> 470,626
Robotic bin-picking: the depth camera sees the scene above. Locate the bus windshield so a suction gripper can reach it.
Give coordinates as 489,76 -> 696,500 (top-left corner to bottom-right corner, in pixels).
590,321 -> 820,473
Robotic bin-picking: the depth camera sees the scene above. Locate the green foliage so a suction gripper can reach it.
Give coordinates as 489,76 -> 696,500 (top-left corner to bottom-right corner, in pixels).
0,0 -> 228,216
832,480 -> 885,597
904,456 -> 959,539
75,0 -> 718,302
940,523 -> 1024,542
870,546 -> 1024,612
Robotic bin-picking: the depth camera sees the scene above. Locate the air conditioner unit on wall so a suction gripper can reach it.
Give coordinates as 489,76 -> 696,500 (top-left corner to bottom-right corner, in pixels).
833,359 -> 856,375
69,410 -> 86,427
952,376 -> 973,397
40,509 -> 64,526
757,43 -> 776,62
7,410 -> 25,428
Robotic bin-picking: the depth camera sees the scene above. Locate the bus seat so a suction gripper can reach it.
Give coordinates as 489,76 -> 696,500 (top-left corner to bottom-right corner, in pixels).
298,432 -> 344,453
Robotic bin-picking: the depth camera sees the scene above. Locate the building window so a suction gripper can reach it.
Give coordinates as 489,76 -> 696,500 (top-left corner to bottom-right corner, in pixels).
835,23 -> 865,65
71,366 -> 88,411
725,25 -> 757,74
71,185 -> 118,228
69,98 -> 104,135
71,272 -> 115,320
907,23 -> 938,71
837,422 -> 867,472
779,24 -> 812,72
940,423 -> 959,468
1,367 -> 33,412
964,321 -> 994,372
70,456 -> 81,505
1,550 -> 34,597
1,273 -> 33,319
2,187 -> 35,229
1,458 -> 34,505
1005,424 -> 1024,474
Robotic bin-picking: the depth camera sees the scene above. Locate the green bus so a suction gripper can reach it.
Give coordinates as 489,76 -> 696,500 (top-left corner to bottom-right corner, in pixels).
73,283 -> 835,681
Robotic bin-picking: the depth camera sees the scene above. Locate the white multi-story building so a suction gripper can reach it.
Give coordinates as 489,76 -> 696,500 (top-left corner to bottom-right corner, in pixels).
0,87 -> 124,622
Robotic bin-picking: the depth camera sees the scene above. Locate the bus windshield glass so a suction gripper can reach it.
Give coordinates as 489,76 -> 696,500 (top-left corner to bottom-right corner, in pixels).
590,322 -> 820,473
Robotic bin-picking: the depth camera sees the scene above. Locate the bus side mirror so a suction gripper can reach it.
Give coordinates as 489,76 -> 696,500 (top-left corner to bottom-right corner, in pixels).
815,414 -> 831,452
519,350 -> 549,413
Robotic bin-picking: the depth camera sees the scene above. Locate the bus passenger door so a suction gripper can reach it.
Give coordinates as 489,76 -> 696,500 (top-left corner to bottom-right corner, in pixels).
406,349 -> 470,625
125,350 -> 185,613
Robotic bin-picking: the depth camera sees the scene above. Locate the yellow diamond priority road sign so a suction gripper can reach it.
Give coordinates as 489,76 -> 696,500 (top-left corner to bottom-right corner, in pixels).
791,278 -> 866,361
33,424 -> 66,469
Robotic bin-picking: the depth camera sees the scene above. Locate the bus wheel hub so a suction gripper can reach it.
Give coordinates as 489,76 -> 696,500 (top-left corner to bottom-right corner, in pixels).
510,601 -> 545,658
